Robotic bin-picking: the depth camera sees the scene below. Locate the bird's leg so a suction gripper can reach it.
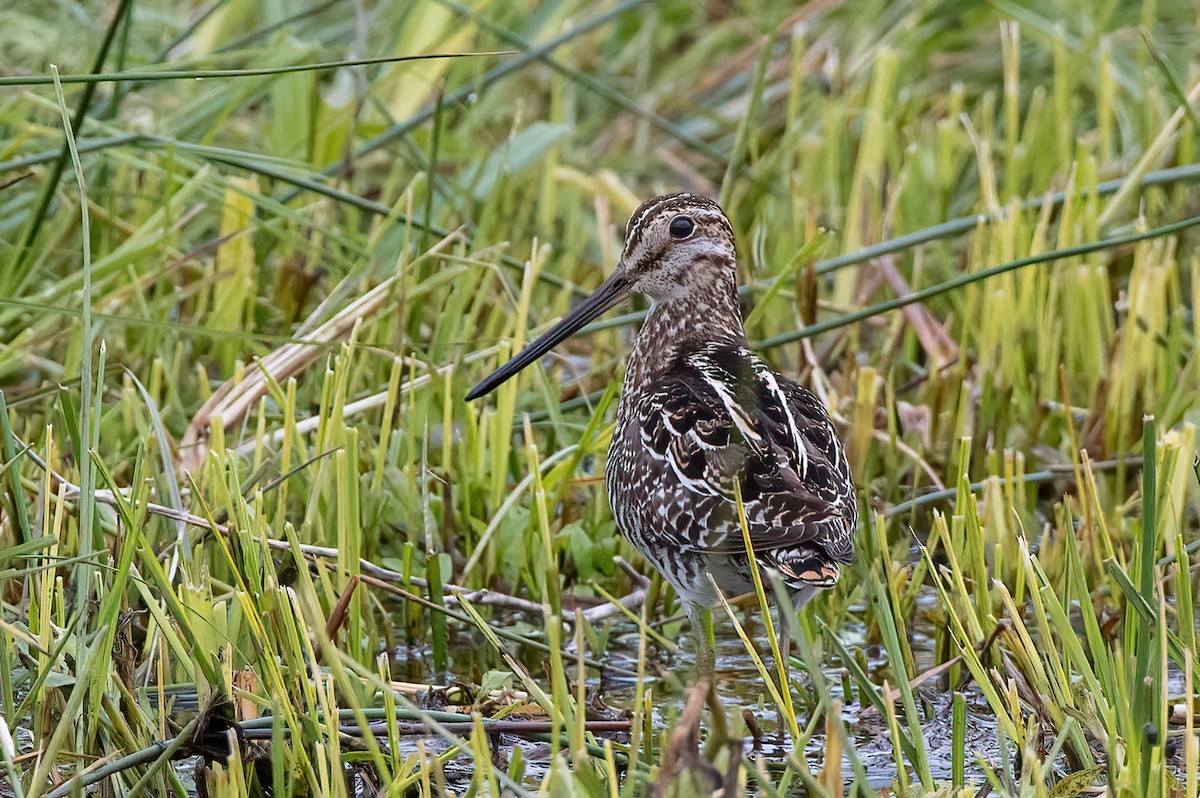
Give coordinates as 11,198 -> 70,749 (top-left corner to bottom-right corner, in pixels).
776,587 -> 799,672
685,603 -> 715,680
777,613 -> 791,673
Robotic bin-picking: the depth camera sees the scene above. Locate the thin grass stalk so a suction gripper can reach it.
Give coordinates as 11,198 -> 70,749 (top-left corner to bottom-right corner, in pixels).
758,215 -> 1200,349
952,691 -> 966,790
437,0 -> 725,164
7,0 -> 131,281
1186,653 -> 1198,798
573,611 -> 589,770
589,581 -> 676,650
1155,572 -> 1170,798
0,52 -> 513,87
837,47 -> 898,300
25,67 -> 102,798
296,591 -> 395,788
718,34 -> 772,208
711,586 -> 798,743
868,516 -> 933,791
44,717 -> 199,798
622,593 -> 652,793
50,60 -> 101,615
310,0 -> 651,179
461,445 -> 577,578
1100,73 -> 1200,226
0,393 -> 31,547
731,480 -> 800,741
1133,416 -> 1160,792
879,681 -> 910,797
454,595 -> 557,713
918,528 -> 1023,746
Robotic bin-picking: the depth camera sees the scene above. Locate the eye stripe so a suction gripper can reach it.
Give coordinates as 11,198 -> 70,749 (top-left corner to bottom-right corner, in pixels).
624,192 -> 689,242
622,193 -> 733,258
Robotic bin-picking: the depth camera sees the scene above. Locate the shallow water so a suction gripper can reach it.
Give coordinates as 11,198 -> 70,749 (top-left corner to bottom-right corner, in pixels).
386,600 -> 1007,793
605,630 -> 1001,789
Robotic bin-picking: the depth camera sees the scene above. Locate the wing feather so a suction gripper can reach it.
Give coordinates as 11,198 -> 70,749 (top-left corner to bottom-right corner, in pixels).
630,343 -> 857,582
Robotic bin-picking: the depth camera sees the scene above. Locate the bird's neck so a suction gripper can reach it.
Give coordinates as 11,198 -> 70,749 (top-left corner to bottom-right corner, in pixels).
624,273 -> 746,390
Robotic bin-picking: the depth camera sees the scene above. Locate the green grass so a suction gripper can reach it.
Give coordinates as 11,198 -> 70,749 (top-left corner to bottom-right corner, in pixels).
2,0 -> 1200,795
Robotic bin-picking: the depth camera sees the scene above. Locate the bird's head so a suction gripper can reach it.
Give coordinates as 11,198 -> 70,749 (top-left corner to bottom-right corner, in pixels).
466,193 -> 737,400
616,193 -> 738,303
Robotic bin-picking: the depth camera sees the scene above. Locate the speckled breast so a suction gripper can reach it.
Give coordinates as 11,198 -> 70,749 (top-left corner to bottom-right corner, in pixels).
604,412 -> 753,608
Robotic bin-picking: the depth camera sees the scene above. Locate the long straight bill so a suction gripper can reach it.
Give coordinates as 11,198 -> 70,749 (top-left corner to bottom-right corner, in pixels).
466,272 -> 630,400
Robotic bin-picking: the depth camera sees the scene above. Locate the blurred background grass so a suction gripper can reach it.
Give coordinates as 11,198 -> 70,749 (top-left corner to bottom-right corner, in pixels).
1,0 -> 1200,795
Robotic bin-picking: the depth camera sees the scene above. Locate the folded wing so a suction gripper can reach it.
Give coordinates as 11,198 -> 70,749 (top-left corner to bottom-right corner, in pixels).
633,343 -> 857,588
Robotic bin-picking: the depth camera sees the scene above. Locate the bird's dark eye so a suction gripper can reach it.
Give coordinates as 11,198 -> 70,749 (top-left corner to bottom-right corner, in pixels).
669,215 -> 695,239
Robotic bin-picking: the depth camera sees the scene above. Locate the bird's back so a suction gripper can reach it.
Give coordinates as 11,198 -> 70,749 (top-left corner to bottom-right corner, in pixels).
606,342 -> 856,607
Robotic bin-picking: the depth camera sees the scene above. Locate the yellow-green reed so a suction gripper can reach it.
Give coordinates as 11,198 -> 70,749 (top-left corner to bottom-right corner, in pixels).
4,0 -> 1200,795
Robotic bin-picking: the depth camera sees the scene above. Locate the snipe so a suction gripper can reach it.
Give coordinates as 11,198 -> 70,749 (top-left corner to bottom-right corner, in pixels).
467,193 -> 857,676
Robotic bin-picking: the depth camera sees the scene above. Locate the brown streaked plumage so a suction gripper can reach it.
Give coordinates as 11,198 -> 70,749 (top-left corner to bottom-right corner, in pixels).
467,193 -> 857,676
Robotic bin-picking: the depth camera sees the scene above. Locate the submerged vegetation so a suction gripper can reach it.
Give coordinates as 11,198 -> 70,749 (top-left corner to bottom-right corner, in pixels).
1,0 -> 1200,795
